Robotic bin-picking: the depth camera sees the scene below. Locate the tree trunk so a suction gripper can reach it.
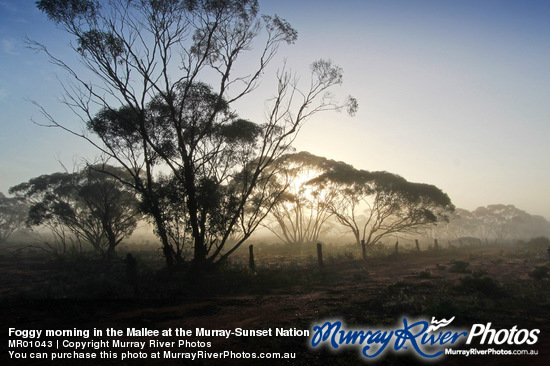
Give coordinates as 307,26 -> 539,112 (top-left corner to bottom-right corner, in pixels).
147,201 -> 176,267
354,230 -> 360,247
104,223 -> 118,258
249,245 -> 255,272
193,236 -> 207,264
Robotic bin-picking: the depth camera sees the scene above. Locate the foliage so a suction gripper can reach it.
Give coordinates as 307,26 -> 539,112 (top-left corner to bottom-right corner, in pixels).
0,193 -> 28,243
529,265 -> 549,281
263,152 -> 340,245
456,275 -> 504,297
33,0 -> 356,267
448,260 -> 471,274
308,161 -> 454,247
9,165 -> 141,256
472,205 -> 523,243
424,205 -> 550,244
526,236 -> 550,247
423,208 -> 478,242
472,205 -> 549,243
418,269 -> 431,279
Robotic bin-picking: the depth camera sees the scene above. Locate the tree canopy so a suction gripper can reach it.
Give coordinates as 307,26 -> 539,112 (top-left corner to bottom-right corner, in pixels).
439,204 -> 550,244
260,151 -> 453,248
308,157 -> 454,247
10,165 -> 141,256
33,0 -> 356,266
263,152 -> 340,245
0,193 -> 28,244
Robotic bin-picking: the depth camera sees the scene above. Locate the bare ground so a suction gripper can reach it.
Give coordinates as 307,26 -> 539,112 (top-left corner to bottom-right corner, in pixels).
1,245 -> 549,365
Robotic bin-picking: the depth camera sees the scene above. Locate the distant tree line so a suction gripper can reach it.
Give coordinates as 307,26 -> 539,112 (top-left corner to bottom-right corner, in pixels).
424,205 -> 550,245
4,152 -> 549,261
1,150 -> 454,255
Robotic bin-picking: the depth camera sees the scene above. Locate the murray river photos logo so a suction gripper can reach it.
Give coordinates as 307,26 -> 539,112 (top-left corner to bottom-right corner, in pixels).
310,317 -> 540,360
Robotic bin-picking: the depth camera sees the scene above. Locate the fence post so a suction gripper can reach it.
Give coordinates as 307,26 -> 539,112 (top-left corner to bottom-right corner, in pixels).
317,243 -> 324,268
415,239 -> 420,252
361,239 -> 367,260
434,239 -> 439,250
249,245 -> 255,272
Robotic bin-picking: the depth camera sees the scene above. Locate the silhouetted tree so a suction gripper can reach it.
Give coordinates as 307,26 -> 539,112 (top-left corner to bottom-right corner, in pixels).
264,152 -> 338,245
421,208 -> 478,244
0,193 -> 28,244
421,205 -> 550,245
80,166 -> 142,255
310,163 -> 454,248
10,166 -> 141,256
471,204 -> 548,243
32,0 -> 357,266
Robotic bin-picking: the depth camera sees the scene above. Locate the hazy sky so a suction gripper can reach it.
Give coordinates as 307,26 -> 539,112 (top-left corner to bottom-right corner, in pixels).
1,0 -> 549,219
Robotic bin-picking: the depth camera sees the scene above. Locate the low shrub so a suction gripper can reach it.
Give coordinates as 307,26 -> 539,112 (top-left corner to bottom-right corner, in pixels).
449,260 -> 471,273
456,275 -> 504,297
529,266 -> 549,281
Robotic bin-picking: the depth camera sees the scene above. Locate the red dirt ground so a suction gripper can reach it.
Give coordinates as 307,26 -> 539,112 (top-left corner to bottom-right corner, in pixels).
1,245 -> 549,365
